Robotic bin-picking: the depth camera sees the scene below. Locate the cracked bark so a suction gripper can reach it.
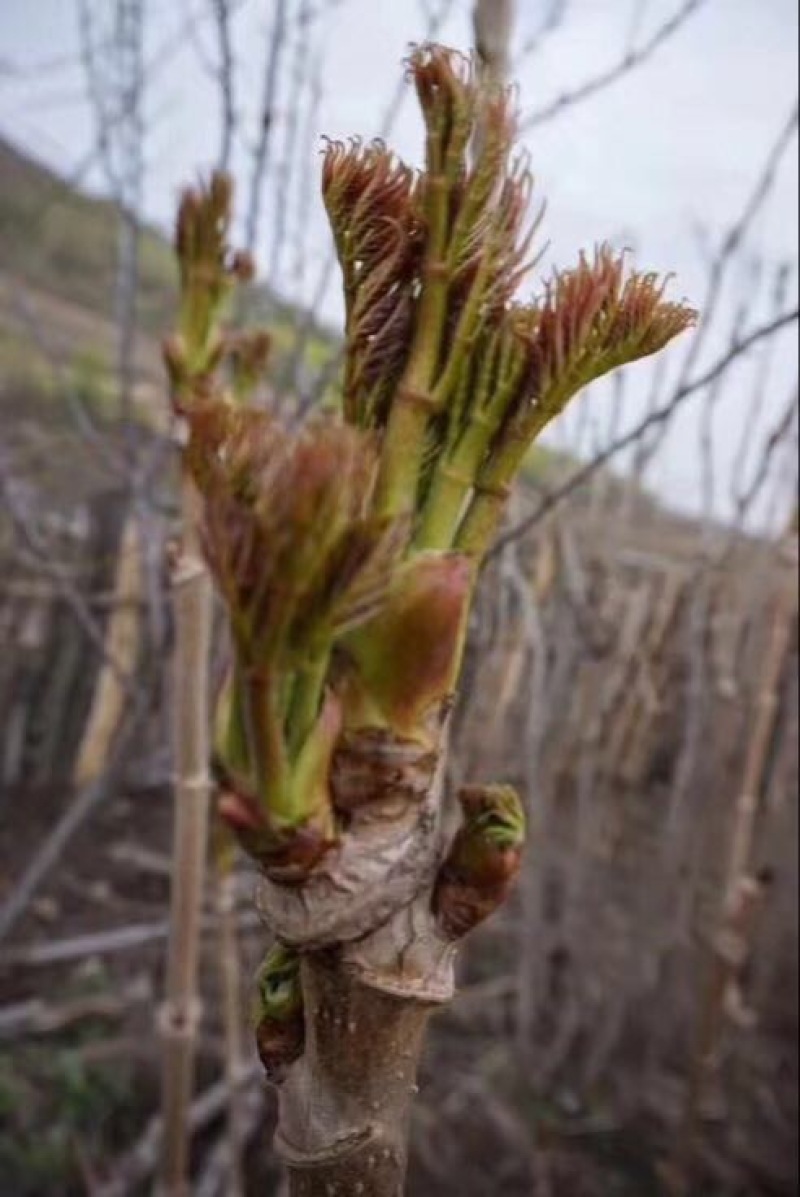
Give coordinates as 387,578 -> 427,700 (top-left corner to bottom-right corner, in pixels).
259,718 -> 461,1197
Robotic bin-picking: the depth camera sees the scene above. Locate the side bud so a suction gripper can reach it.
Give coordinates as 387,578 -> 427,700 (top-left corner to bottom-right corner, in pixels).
433,783 -> 525,939
253,943 -> 305,1084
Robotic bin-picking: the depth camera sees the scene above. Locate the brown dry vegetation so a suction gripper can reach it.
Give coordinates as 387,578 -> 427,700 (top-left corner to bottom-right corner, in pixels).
0,458 -> 796,1196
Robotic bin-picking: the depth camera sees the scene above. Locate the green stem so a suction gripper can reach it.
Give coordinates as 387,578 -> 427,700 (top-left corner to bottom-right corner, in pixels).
218,662 -> 250,778
416,335 -> 522,551
414,464 -> 472,551
243,669 -> 293,823
453,483 -> 508,559
374,174 -> 450,517
286,652 -> 330,760
414,420 -> 490,550
454,400 -> 553,557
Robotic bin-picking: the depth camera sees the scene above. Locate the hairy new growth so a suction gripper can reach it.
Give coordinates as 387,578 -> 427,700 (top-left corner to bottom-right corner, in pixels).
164,41 -> 696,1197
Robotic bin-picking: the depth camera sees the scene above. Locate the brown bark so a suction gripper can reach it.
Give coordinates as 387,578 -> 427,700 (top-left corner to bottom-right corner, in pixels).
278,953 -> 434,1197
259,720 -> 458,1197
256,712 -> 523,1195
72,513 -> 143,786
159,476 -> 214,1195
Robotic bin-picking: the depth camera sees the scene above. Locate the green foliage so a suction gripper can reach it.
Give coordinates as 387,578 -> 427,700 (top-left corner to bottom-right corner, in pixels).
0,139 -> 176,335
0,1042 -> 133,1196
172,44 -> 695,881
321,47 -> 694,552
69,347 -> 116,421
254,943 -> 303,1023
0,137 -> 339,429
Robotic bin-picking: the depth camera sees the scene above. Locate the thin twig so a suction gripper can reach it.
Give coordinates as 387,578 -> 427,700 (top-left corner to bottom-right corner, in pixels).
520,0 -> 706,131
514,0 -> 568,65
0,705 -> 145,944
0,909 -> 262,970
211,0 -> 236,172
96,1064 -> 262,1197
244,0 -> 290,255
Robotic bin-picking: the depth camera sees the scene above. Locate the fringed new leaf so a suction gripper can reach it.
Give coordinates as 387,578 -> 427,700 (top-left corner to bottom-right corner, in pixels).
451,247 -> 697,555
165,172 -> 255,405
322,138 -> 422,428
187,401 -> 407,851
186,404 -> 402,666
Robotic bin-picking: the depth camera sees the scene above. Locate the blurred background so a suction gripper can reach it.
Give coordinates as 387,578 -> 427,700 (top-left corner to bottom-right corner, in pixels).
0,1 -> 797,1194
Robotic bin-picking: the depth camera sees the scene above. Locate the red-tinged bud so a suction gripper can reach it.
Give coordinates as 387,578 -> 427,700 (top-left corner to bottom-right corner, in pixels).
175,186 -> 202,261
230,249 -> 256,283
433,784 -> 525,939
187,404 -> 402,672
218,786 -> 267,841
341,552 -> 473,739
256,1013 -> 305,1084
217,785 -> 334,883
208,170 -> 233,218
253,945 -> 304,1083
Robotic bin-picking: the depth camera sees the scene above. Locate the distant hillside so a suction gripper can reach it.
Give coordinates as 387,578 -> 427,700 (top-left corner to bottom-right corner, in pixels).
0,136 -> 338,428
0,136 -> 653,517
0,137 -> 176,335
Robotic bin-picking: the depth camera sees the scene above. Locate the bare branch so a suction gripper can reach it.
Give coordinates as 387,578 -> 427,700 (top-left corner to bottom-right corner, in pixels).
515,0 -> 568,65
268,0 -> 314,289
728,263 -> 793,507
0,452 -> 140,695
0,706 -> 144,944
244,0 -> 290,255
211,0 -> 236,172
628,103 -> 798,479
677,102 -> 798,388
520,0 -> 706,131
733,385 -> 799,525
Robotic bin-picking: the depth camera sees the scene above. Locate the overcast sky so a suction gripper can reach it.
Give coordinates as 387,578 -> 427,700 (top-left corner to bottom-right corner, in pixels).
1,0 -> 797,528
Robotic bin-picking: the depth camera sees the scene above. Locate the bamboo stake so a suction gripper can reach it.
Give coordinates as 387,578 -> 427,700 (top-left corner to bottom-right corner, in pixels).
72,514 -> 143,786
211,830 -> 247,1197
158,475 -> 214,1197
668,573 -> 797,1195
157,171 -> 254,1197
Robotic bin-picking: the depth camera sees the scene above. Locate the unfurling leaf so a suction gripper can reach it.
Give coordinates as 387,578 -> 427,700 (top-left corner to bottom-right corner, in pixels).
322,138 -> 422,428
186,403 -> 404,668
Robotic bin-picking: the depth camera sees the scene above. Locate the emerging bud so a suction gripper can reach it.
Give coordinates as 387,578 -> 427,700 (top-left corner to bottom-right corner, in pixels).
231,249 -> 256,283
187,404 -> 403,671
341,552 -> 473,740
172,171 -> 261,395
253,944 -> 305,1082
433,784 -> 526,938
226,329 -> 271,400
